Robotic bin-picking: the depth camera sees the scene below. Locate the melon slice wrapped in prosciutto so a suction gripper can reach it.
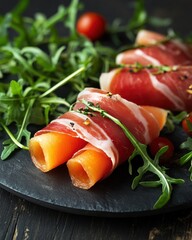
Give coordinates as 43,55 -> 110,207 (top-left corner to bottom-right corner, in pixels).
100,66 -> 192,112
29,88 -> 167,189
116,30 -> 192,66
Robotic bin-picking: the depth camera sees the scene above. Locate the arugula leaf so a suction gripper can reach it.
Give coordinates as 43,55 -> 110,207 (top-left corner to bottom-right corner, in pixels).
0,97 -> 33,160
64,0 -> 81,36
108,0 -> 171,44
77,100 -> 184,209
180,137 -> 192,151
12,0 -> 29,16
165,111 -> 188,132
128,0 -> 147,31
0,124 -> 30,160
179,137 -> 192,180
0,65 -> 86,159
0,0 -> 117,159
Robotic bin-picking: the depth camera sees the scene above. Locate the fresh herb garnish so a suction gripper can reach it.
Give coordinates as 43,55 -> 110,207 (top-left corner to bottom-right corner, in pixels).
179,138 -> 192,180
108,0 -> 171,43
1,0 -> 165,159
0,0 -> 118,159
0,67 -> 85,160
77,99 -> 184,209
120,62 -> 179,74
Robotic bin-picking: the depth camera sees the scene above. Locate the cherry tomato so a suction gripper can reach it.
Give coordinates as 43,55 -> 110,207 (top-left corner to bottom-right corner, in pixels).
149,137 -> 174,163
76,12 -> 106,41
182,112 -> 192,136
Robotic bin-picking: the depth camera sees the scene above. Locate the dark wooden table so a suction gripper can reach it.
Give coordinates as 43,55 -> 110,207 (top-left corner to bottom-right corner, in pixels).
1,1 -> 192,239
1,187 -> 192,240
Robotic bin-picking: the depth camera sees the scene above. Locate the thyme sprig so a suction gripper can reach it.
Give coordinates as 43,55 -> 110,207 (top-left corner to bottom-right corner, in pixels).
77,99 -> 184,209
120,62 -> 178,74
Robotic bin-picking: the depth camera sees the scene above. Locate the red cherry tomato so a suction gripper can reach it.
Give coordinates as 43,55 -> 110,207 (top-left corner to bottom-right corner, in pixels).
182,112 -> 192,136
149,137 -> 174,163
76,12 -> 106,41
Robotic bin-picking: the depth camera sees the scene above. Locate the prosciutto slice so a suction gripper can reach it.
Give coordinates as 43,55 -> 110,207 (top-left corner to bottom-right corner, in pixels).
100,66 -> 192,111
35,88 -> 163,167
116,30 -> 192,66
29,88 -> 167,188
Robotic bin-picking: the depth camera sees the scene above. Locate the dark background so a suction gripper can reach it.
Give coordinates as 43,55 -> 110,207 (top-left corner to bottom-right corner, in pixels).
1,0 -> 191,37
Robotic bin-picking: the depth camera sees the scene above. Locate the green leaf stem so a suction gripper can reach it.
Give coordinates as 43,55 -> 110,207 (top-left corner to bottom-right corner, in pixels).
78,99 -> 184,209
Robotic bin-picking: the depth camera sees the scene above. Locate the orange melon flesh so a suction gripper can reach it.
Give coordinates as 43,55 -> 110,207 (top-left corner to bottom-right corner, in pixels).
67,144 -> 112,189
29,132 -> 86,172
142,106 -> 168,130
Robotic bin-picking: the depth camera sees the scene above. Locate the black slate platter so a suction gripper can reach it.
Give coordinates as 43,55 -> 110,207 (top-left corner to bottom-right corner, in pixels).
0,126 -> 192,217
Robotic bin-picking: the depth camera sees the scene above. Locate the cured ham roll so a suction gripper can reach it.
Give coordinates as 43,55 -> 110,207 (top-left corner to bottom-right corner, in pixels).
100,66 -> 192,112
29,88 -> 167,189
116,30 -> 192,66
135,29 -> 166,45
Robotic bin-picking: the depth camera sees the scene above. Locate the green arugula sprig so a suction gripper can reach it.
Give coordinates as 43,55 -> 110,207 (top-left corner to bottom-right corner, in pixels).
179,138 -> 192,180
164,112 -> 192,180
164,111 -> 188,133
77,99 -> 184,209
0,0 -> 117,160
0,67 -> 85,160
108,0 -> 171,43
0,0 -> 175,163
